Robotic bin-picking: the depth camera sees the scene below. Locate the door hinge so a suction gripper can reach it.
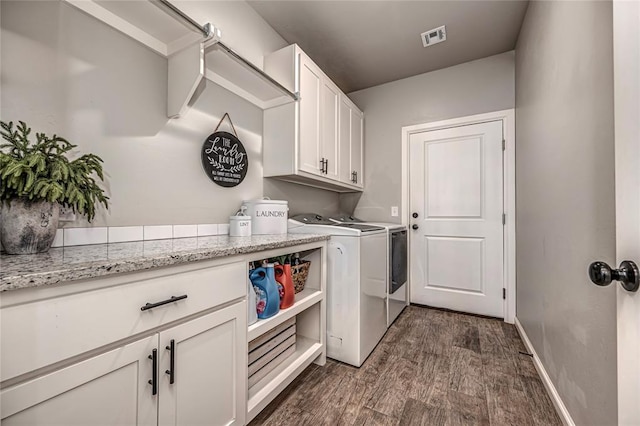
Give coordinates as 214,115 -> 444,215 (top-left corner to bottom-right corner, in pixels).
503,288 -> 506,299
502,139 -> 506,151
502,213 -> 506,225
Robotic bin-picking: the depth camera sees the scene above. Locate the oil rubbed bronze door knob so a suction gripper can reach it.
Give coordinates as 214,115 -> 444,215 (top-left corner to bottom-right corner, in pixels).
589,260 -> 639,292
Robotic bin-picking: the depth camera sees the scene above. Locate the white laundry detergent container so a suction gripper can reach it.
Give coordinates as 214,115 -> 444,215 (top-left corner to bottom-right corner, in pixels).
242,198 -> 288,235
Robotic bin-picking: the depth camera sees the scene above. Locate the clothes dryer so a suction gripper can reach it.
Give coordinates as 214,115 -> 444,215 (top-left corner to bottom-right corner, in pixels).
329,214 -> 409,327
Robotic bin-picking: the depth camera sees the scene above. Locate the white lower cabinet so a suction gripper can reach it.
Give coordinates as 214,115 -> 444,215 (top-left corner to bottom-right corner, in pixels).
0,241 -> 328,426
159,302 -> 246,426
1,303 -> 246,426
0,259 -> 247,426
1,336 -> 158,426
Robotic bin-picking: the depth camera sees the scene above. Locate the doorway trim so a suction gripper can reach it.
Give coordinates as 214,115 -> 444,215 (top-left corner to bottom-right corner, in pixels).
401,109 -> 516,323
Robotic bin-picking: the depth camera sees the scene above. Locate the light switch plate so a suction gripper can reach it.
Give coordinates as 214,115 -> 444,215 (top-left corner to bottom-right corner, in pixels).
391,206 -> 399,217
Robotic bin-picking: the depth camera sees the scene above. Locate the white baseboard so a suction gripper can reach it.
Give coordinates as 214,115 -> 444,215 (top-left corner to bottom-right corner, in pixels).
514,317 -> 575,426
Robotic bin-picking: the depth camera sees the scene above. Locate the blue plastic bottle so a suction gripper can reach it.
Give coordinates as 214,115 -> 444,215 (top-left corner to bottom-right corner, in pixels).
249,264 -> 280,319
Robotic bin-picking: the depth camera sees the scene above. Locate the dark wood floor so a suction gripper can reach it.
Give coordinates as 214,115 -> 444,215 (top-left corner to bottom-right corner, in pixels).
250,305 -> 562,426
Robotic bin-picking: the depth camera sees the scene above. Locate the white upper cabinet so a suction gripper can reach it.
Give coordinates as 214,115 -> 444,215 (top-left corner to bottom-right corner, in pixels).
298,54 -> 324,177
351,105 -> 364,189
263,44 -> 364,193
322,78 -> 341,182
339,96 -> 364,189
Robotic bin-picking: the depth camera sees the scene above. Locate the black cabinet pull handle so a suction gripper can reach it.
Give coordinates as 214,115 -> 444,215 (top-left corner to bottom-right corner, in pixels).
165,339 -> 175,384
148,349 -> 157,395
141,295 -> 188,311
325,159 -> 329,174
320,158 -> 325,173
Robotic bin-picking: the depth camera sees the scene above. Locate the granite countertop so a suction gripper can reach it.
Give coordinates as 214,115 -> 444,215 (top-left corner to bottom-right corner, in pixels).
0,234 -> 329,292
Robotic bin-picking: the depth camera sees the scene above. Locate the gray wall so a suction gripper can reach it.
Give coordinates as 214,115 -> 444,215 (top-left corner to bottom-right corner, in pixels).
515,2 -> 617,424
0,1 -> 339,227
345,51 -> 515,221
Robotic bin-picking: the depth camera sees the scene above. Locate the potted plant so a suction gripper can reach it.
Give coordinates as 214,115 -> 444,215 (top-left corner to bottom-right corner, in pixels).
0,121 -> 109,254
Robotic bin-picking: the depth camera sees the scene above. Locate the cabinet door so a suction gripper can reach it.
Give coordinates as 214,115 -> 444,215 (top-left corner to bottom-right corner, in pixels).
339,96 -> 353,184
158,302 -> 247,426
339,97 -> 364,188
350,107 -> 364,188
297,52 -> 323,176
322,78 -> 340,181
1,336 -> 158,426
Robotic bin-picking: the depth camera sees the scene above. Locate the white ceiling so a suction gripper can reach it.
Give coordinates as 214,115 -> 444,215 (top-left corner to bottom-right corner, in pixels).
248,0 -> 529,93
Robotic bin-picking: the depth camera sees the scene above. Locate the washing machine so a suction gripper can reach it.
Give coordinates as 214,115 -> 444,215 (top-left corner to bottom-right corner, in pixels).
329,214 -> 409,327
288,214 -> 387,367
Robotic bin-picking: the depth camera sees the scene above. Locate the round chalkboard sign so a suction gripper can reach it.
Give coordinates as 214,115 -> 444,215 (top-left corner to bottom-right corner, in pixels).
201,131 -> 248,187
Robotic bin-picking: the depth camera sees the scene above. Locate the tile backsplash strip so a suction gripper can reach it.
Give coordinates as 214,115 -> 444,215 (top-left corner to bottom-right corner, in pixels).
51,224 -> 230,248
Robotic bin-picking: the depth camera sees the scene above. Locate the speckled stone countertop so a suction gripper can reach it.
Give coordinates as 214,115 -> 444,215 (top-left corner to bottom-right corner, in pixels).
0,234 -> 329,292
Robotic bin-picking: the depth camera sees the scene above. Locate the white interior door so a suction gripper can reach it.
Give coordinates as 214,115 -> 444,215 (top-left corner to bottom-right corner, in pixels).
409,120 -> 504,317
613,1 -> 640,423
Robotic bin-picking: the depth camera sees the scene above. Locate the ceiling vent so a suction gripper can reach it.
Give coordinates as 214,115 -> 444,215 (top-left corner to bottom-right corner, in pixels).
421,25 -> 446,47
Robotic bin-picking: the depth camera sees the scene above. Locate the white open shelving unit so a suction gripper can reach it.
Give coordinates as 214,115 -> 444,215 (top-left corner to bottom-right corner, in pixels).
248,287 -> 322,341
245,242 -> 327,422
63,0 -> 299,118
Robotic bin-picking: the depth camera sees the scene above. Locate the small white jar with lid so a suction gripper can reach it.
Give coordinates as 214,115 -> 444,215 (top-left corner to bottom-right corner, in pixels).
229,206 -> 252,237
